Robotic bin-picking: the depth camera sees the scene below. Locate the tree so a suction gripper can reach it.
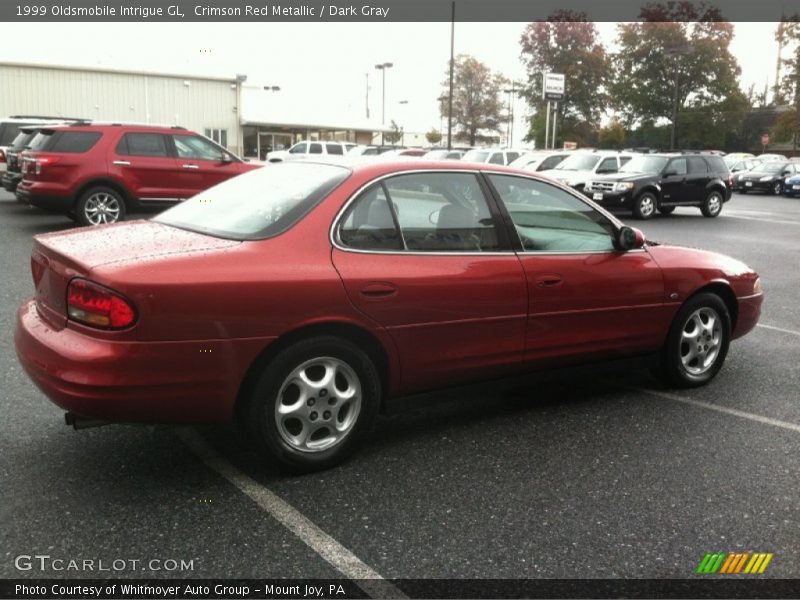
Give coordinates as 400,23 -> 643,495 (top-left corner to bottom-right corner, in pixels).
519,10 -> 610,147
439,54 -> 505,146
425,128 -> 443,145
610,3 -> 747,149
598,120 -> 625,148
385,120 -> 403,145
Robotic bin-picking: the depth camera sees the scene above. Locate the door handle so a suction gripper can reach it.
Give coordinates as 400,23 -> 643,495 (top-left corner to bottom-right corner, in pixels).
112,160 -> 131,166
535,274 -> 563,288
182,164 -> 199,169
360,282 -> 398,299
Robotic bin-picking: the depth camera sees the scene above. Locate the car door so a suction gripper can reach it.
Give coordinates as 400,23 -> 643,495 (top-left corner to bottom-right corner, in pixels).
331,170 -> 528,394
171,133 -> 245,198
485,173 -> 666,367
110,132 -> 179,201
659,157 -> 690,204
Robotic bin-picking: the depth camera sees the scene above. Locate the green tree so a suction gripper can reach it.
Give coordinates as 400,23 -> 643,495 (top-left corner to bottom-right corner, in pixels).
385,120 -> 403,145
425,128 -> 443,145
439,54 -> 505,146
610,3 -> 747,149
598,120 -> 626,148
519,10 -> 610,147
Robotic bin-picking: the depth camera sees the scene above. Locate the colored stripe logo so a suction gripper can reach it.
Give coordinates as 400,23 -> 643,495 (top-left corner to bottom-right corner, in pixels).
697,552 -> 773,574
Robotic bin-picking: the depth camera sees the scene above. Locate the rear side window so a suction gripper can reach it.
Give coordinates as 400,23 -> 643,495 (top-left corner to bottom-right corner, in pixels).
116,133 -> 168,157
688,157 -> 708,173
47,131 -> 102,153
706,156 -> 728,173
326,143 -> 344,155
339,185 -> 402,251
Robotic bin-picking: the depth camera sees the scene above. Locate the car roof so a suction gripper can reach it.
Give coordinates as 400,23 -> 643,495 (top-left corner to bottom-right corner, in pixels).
33,122 -> 188,133
295,156 -> 549,178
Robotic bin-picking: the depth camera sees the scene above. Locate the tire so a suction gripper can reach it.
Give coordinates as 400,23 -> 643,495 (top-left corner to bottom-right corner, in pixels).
76,186 -> 126,226
701,190 -> 723,218
245,336 -> 381,472
772,181 -> 783,196
658,205 -> 675,215
632,192 -> 657,220
656,293 -> 731,388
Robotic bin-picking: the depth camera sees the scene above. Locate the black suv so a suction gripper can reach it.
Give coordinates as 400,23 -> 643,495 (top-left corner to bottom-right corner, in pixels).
583,153 -> 732,219
1,126 -> 40,194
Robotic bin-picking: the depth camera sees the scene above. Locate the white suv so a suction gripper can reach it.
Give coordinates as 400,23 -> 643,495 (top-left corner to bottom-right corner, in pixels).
538,151 -> 633,191
266,141 -> 356,163
461,148 -> 525,166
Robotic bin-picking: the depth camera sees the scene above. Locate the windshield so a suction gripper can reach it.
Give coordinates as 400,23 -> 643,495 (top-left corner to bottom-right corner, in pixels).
462,150 -> 489,163
154,162 -> 350,240
554,153 -> 601,171
619,156 -> 668,174
760,162 -> 786,174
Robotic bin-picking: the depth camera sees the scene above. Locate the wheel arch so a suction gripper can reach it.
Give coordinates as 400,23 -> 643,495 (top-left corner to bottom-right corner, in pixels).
685,282 -> 738,332
636,186 -> 661,202
234,321 -> 393,423
74,178 -> 132,209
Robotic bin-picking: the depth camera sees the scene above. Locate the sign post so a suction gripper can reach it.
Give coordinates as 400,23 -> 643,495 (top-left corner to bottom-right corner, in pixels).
542,73 -> 565,150
761,133 -> 770,153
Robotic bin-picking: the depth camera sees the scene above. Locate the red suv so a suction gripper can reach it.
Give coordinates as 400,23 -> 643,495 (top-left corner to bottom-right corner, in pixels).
16,123 -> 259,226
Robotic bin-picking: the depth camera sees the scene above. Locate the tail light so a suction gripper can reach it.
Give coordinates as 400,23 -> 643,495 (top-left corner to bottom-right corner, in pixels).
0,149 -> 6,164
67,278 -> 137,329
34,154 -> 62,175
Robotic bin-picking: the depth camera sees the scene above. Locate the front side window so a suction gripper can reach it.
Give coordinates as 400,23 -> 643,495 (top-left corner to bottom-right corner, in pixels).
488,152 -> 505,165
309,143 -> 323,154
172,135 -> 224,161
289,143 -> 307,154
597,157 -> 618,174
116,133 -> 168,157
154,162 -> 350,240
338,172 -> 501,252
489,174 -> 616,253
555,153 -> 601,172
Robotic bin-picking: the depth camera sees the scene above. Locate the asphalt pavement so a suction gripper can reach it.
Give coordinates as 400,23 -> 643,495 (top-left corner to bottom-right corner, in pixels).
1,189 -> 799,586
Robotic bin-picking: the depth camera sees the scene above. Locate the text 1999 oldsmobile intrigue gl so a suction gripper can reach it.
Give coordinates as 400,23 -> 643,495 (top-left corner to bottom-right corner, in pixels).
14,160 -> 764,471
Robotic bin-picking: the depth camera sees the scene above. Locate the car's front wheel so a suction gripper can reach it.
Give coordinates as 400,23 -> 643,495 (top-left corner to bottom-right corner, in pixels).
246,336 -> 381,472
701,190 -> 723,218
656,293 -> 731,388
76,186 -> 126,226
633,192 -> 657,220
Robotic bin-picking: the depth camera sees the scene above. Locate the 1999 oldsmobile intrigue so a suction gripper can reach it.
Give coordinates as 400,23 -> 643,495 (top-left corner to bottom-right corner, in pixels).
15,160 -> 763,470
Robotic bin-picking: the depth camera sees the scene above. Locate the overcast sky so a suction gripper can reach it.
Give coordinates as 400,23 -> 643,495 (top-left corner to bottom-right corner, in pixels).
0,22 -> 784,140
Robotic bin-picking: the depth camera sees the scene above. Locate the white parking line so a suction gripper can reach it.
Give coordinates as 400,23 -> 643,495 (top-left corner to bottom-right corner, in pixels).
177,428 -> 407,599
757,323 -> 800,336
625,386 -> 800,435
723,214 -> 800,226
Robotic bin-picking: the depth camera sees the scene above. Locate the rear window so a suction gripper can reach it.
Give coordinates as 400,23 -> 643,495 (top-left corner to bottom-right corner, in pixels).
154,162 -> 350,240
26,132 -> 53,151
46,131 -> 102,153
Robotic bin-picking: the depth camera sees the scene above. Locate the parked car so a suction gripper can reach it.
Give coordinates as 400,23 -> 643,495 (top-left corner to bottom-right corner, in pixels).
14,159 -> 763,471
782,172 -> 800,196
0,115 -> 79,176
508,151 -> 570,172
1,126 -> 40,194
736,161 -> 798,195
267,141 -> 354,162
422,149 -> 464,160
539,151 -> 633,191
724,152 -> 755,166
461,148 -> 524,166
15,122 -> 258,226
378,148 -> 427,158
584,153 -> 732,219
757,153 -> 788,162
726,157 -> 762,174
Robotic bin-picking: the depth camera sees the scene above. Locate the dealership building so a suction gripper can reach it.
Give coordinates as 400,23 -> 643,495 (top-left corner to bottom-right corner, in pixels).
0,61 -> 387,159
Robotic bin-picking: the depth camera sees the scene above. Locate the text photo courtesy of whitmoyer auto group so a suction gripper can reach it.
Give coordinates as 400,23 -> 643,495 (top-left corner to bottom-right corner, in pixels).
1,0 -> 800,599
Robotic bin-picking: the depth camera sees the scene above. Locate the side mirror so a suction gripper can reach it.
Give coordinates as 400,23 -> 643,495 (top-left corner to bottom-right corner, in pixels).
616,226 -> 645,251
663,170 -> 677,177
221,153 -> 233,163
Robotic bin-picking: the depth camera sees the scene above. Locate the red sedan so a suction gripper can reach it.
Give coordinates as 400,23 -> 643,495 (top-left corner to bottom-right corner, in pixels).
15,160 -> 764,470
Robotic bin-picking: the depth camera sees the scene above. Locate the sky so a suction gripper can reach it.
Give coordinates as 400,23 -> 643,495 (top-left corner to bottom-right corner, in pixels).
0,21 -> 785,141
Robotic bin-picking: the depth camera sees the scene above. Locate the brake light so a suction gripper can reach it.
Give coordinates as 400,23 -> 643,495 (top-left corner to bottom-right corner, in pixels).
67,278 -> 136,329
34,154 -> 62,175
0,149 -> 5,164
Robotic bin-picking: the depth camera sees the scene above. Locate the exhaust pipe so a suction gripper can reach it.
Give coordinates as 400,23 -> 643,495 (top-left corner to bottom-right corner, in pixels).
64,412 -> 110,430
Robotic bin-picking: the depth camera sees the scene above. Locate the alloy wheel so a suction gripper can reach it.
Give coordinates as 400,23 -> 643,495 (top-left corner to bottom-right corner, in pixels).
83,192 -> 122,225
679,307 -> 722,376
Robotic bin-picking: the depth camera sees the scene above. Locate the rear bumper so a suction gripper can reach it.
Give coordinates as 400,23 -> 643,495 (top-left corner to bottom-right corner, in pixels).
16,181 -> 74,212
2,172 -> 22,192
732,292 -> 764,340
14,299 -> 275,423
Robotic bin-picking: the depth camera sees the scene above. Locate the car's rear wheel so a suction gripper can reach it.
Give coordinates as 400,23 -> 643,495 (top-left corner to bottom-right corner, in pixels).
658,205 -> 675,215
246,336 -> 380,472
772,181 -> 783,195
633,192 -> 657,220
701,190 -> 723,218
76,186 -> 126,226
656,293 -> 731,388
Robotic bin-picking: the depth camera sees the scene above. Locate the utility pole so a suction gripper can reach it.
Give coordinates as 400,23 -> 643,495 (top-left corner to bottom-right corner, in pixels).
375,62 -> 393,145
365,72 -> 370,119
447,0 -> 455,150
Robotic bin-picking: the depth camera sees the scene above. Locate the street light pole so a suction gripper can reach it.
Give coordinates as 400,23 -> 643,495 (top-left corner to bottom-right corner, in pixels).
447,0 -> 455,150
375,62 -> 393,145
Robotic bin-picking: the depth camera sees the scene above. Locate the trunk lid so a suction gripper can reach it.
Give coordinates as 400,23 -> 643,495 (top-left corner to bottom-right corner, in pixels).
31,221 -> 240,329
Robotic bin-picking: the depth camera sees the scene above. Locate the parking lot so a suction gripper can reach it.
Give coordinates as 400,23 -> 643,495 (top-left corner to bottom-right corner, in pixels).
1,188 -> 799,585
